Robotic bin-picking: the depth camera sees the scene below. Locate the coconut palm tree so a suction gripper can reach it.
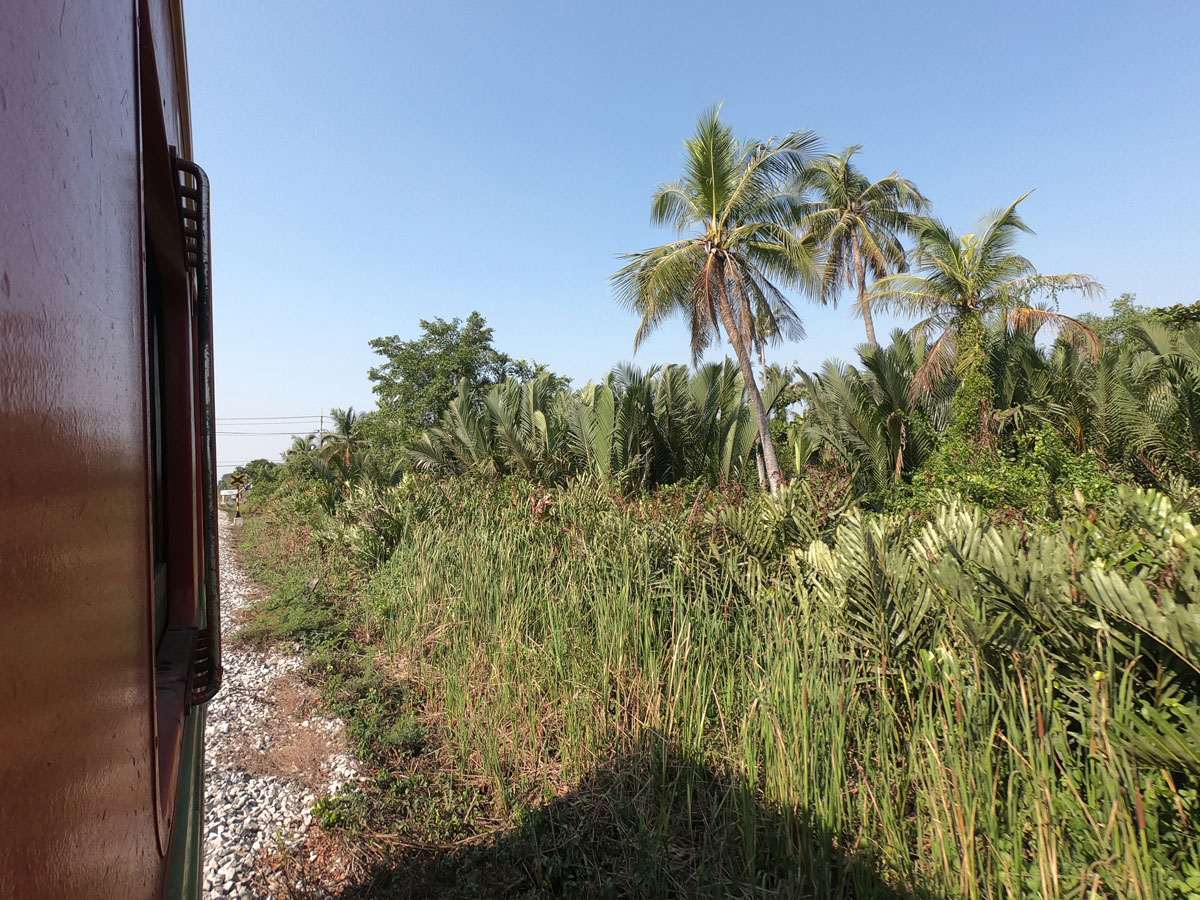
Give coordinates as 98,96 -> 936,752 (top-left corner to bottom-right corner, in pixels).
795,146 -> 928,350
286,433 -> 318,458
319,407 -> 369,466
870,194 -> 1101,444
612,107 -> 822,493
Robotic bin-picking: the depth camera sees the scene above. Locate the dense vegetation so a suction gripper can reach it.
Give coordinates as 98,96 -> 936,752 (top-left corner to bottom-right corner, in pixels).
229,110 -> 1200,898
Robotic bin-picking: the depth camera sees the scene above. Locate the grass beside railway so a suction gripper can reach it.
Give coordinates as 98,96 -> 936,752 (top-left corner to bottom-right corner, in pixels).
234,477 -> 1200,900
233,505 -> 511,891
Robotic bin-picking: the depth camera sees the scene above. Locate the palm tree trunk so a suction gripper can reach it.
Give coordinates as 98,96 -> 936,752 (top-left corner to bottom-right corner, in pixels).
948,312 -> 995,450
852,229 -> 879,350
715,280 -> 783,494
754,339 -> 769,488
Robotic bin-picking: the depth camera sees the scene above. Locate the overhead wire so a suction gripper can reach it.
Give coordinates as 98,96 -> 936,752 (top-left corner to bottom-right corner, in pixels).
216,413 -> 330,470
215,414 -> 325,421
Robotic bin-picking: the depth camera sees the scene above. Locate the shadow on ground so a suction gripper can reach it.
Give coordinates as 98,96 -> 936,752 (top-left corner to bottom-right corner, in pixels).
331,740 -> 941,900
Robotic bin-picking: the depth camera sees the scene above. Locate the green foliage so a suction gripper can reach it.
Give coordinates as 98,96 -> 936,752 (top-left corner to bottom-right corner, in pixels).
244,472 -> 1200,898
235,123 -> 1200,898
798,329 -> 945,494
1077,292 -> 1152,346
903,424 -> 1113,517
237,573 -> 344,649
714,470 -> 857,570
317,406 -> 370,466
904,444 -> 1047,514
870,193 -> 1101,409
1151,299 -> 1200,330
789,315 -> 1199,516
406,360 -> 791,491
367,311 -> 563,446
1079,293 -> 1200,345
221,458 -> 284,504
1104,320 -> 1200,489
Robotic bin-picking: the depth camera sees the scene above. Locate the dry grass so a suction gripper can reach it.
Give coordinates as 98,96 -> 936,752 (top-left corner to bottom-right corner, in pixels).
228,672 -> 351,794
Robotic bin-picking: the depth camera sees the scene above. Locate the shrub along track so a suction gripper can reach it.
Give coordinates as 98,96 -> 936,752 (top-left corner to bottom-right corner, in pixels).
225,514 -> 522,899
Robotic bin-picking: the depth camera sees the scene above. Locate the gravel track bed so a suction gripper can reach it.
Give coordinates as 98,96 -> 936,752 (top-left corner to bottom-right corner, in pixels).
203,516 -> 359,899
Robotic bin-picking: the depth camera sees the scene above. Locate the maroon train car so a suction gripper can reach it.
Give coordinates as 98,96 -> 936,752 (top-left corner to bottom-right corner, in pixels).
1,1 -> 221,898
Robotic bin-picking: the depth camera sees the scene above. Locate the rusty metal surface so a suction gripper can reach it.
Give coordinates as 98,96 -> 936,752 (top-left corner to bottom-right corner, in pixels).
0,0 -> 186,896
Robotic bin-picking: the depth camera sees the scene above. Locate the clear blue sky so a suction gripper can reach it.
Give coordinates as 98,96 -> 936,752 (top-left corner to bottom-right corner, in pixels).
186,0 -> 1200,470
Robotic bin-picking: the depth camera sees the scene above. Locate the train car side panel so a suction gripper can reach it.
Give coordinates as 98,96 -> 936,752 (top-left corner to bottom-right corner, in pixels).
0,1 -> 166,897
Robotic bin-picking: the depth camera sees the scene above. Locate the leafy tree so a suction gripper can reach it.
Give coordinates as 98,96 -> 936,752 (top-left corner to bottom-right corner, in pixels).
1078,294 -> 1200,350
795,146 -> 927,349
612,107 -> 821,493
870,194 -> 1101,445
1076,292 -> 1150,347
221,458 -> 283,498
226,458 -> 279,485
1151,299 -> 1200,330
368,312 -> 563,443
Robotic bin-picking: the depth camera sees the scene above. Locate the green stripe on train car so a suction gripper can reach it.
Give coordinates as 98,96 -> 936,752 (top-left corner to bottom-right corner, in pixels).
165,702 -> 207,899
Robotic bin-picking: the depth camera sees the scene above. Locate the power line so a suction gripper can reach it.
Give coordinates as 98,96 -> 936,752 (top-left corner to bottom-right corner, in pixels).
215,414 -> 324,421
216,422 -> 322,431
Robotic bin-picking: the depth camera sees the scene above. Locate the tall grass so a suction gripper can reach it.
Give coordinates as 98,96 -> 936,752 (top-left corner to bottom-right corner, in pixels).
293,476 -> 1200,898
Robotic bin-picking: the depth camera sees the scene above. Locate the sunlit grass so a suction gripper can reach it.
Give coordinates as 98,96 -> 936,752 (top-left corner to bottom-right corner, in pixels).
335,480 -> 1197,898
239,477 -> 1199,898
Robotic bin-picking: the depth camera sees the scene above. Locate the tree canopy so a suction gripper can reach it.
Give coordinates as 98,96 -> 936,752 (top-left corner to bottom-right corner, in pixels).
368,312 -> 563,441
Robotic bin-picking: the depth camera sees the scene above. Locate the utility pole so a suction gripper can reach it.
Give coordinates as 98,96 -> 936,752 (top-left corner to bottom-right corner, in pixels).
319,412 -> 324,448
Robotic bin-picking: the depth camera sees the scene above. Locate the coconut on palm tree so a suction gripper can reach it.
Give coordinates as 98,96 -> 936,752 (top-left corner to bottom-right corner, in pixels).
795,146 -> 927,349
612,107 -> 821,492
870,193 -> 1102,445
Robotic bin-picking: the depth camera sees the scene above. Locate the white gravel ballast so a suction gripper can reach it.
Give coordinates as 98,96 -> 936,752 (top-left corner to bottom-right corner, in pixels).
202,515 -> 359,899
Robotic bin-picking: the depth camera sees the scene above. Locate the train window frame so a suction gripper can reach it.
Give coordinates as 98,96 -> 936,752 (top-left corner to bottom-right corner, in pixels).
143,220 -> 197,845
138,3 -> 202,850
137,0 -> 221,854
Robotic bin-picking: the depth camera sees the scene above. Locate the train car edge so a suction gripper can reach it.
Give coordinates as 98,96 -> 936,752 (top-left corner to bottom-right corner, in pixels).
0,0 -> 222,897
